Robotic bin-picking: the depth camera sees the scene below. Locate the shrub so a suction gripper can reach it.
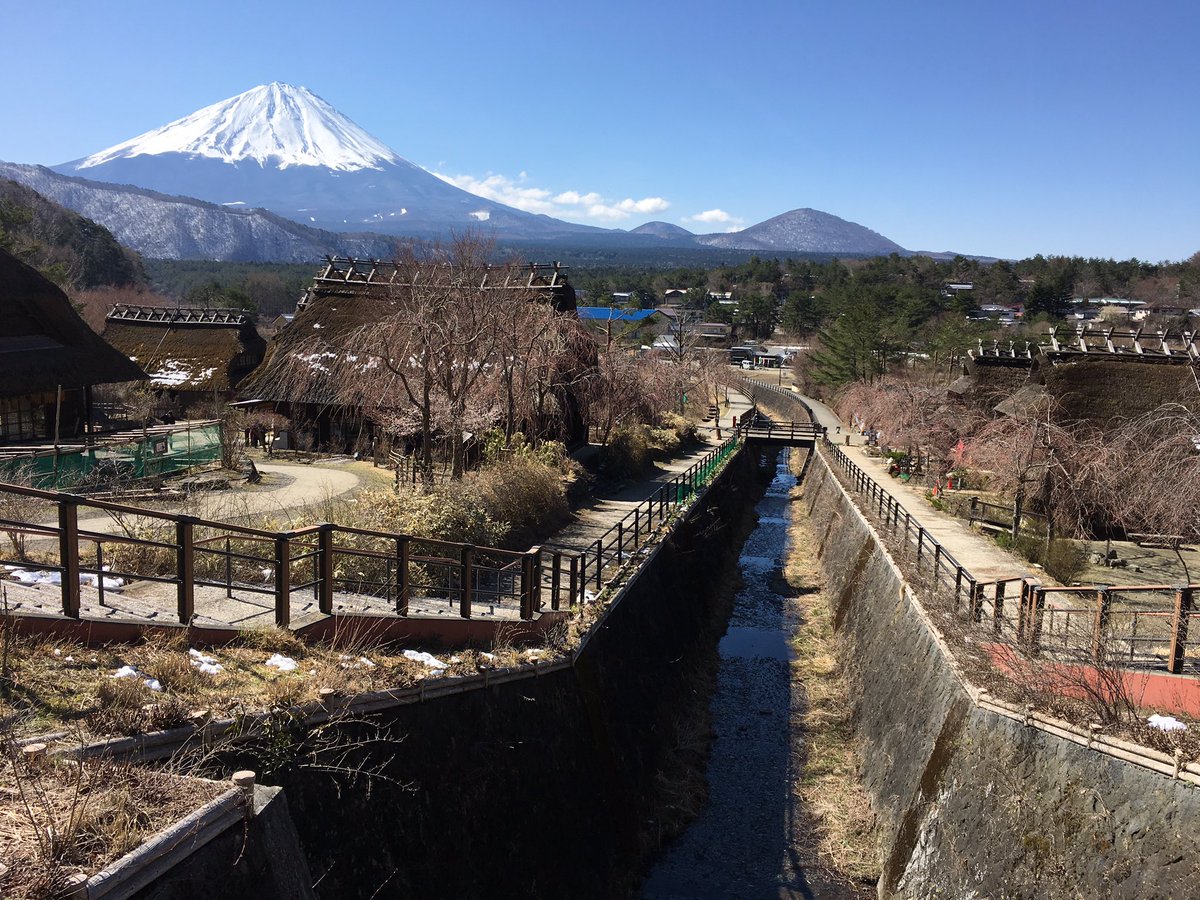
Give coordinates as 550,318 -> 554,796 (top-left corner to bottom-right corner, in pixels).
600,425 -> 651,480
472,455 -> 571,549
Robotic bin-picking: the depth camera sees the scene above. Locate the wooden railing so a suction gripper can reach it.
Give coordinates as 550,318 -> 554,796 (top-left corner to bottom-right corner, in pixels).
0,432 -> 746,629
821,437 -> 1200,674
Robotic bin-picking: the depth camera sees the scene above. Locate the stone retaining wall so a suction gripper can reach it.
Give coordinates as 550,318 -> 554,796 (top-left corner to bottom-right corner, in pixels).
803,454 -> 1200,898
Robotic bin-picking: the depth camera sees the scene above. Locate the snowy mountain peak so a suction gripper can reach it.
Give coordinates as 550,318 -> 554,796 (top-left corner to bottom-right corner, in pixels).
72,83 -> 405,173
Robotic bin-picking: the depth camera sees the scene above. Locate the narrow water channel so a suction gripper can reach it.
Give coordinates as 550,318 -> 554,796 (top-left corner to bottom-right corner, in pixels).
640,449 -> 862,899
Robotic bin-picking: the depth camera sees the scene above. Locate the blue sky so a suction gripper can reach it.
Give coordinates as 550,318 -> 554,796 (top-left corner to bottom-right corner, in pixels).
3,0 -> 1197,260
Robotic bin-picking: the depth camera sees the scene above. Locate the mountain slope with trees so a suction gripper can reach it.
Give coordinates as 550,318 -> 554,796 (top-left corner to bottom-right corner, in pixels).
0,178 -> 143,289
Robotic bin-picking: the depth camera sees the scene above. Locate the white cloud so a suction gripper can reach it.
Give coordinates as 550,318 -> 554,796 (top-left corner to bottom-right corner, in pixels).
431,169 -> 669,224
685,208 -> 738,225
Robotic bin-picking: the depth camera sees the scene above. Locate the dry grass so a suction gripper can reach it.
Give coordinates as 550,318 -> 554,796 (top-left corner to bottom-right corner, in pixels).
0,625 -> 558,744
784,454 -> 881,886
0,748 -> 225,899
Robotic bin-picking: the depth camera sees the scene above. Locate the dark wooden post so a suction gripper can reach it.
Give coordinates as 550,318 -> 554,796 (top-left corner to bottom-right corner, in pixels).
970,580 -> 984,623
1169,587 -> 1193,675
1017,580 -> 1029,641
595,539 -> 603,590
274,533 -> 291,627
59,497 -> 80,618
317,524 -> 334,615
569,554 -> 579,607
954,566 -> 964,609
617,521 -> 625,561
1092,587 -> 1112,662
96,542 -> 106,607
633,508 -> 640,547
1027,584 -> 1045,651
993,579 -> 1006,635
915,524 -> 923,566
176,516 -> 195,625
520,550 -> 536,619
532,546 -> 542,612
396,537 -> 410,615
932,544 -> 942,584
224,536 -> 233,599
459,545 -> 474,618
551,550 -> 562,611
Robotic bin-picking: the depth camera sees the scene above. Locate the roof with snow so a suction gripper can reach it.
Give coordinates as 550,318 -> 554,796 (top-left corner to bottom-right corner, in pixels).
240,258 -> 585,407
102,305 -> 265,392
0,249 -> 146,397
577,307 -> 659,322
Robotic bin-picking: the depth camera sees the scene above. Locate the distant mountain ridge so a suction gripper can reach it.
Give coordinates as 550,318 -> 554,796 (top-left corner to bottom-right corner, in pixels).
5,81 -> 968,260
0,162 -> 398,262
53,83 -> 609,241
693,208 -> 905,255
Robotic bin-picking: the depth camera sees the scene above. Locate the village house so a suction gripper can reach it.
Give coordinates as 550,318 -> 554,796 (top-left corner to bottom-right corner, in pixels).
0,249 -> 145,446
101,304 -> 267,414
237,256 -> 587,453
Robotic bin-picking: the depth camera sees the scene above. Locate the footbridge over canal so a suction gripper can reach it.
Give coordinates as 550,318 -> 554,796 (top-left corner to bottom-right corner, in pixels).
738,416 -> 825,447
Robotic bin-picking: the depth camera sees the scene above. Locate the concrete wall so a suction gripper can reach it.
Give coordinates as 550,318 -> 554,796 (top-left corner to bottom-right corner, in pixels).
131,787 -> 315,900
213,446 -> 774,899
803,456 -> 1200,898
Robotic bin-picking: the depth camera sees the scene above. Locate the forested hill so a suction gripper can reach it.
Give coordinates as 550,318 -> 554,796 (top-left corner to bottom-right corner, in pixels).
0,179 -> 144,289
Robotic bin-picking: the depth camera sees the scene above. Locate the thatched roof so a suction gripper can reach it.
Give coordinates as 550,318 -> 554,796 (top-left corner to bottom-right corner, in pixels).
1041,357 -> 1200,426
237,290 -> 407,407
101,304 -> 266,392
240,257 -> 579,408
0,248 -> 146,397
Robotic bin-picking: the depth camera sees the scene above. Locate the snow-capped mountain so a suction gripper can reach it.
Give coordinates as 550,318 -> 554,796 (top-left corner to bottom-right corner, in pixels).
54,83 -> 605,240
74,83 -> 403,173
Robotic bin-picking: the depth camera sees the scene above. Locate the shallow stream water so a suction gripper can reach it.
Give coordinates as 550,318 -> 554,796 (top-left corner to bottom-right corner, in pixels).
640,449 -> 864,899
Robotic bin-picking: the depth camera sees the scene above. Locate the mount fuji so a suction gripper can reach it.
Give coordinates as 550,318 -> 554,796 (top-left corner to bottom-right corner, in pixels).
53,83 -> 605,241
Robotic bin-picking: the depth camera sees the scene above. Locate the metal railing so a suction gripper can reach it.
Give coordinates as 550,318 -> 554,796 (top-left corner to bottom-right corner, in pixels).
539,431 -> 745,609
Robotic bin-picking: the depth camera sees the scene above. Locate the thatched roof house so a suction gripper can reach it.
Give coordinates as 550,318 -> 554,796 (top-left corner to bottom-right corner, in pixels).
0,248 -> 145,444
102,304 -> 266,402
238,257 -> 585,450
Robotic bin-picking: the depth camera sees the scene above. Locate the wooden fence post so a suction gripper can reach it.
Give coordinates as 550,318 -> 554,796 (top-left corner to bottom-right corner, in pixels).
569,554 -> 579,607
551,550 -> 562,611
970,580 -> 984,623
595,539 -> 603,590
317,524 -> 334,615
516,554 -> 535,624
459,545 -> 474,619
273,533 -> 291,628
1092,587 -> 1112,662
1027,584 -> 1045,651
396,537 -> 410,615
176,516 -> 195,625
58,497 -> 80,618
993,580 -> 1006,635
1169,587 -> 1193,674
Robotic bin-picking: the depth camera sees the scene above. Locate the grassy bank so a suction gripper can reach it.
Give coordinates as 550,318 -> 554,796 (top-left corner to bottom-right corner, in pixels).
783,450 -> 881,887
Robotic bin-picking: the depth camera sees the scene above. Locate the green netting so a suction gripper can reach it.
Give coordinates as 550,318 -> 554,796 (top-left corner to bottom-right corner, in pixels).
0,425 -> 223,489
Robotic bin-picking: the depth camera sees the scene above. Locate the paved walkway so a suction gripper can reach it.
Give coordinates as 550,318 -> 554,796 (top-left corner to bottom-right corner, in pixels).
545,391 -> 756,552
759,382 -> 1034,585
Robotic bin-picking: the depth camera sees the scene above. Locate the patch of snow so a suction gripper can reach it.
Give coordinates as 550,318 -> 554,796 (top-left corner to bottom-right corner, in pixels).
189,648 -> 224,675
402,649 -> 447,671
469,210 -> 490,221
339,654 -> 376,669
265,653 -> 299,672
1148,714 -> 1188,732
111,665 -> 161,691
222,201 -> 246,206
